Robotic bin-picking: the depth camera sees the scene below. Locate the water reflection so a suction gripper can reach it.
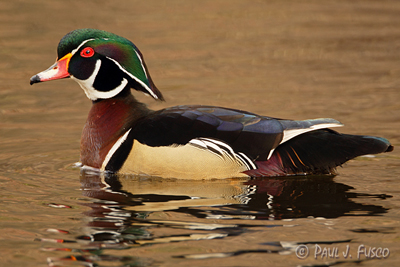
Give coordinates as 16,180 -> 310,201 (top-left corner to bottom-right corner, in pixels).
44,171 -> 390,266
81,172 -> 389,220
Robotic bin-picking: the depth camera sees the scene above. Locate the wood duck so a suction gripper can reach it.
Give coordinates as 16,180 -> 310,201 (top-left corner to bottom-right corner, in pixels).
30,29 -> 393,179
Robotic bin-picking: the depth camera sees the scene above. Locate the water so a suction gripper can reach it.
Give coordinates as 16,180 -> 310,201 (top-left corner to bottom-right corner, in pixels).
1,0 -> 400,266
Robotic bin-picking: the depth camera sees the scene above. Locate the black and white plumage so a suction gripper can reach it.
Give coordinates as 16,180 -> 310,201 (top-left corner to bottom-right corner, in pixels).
100,105 -> 391,178
30,29 -> 393,179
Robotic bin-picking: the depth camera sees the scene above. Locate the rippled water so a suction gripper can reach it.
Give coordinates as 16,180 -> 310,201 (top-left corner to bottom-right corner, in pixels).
1,1 -> 400,266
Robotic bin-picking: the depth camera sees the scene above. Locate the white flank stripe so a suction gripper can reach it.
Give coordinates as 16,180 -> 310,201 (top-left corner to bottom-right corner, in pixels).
281,123 -> 343,145
189,139 -> 208,149
194,138 -> 235,161
189,138 -> 256,171
101,129 -> 132,171
202,140 -> 224,155
203,138 -> 235,154
267,148 -> 275,160
237,152 -> 257,170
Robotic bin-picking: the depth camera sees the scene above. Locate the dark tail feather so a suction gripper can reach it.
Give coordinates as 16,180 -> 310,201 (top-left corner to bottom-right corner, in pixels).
246,129 -> 393,177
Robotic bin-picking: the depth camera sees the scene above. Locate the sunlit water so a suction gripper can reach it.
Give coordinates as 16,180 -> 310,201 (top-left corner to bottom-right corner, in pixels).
1,1 -> 400,266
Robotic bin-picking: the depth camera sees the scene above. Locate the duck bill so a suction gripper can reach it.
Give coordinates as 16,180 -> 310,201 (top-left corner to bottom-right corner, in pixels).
30,53 -> 72,85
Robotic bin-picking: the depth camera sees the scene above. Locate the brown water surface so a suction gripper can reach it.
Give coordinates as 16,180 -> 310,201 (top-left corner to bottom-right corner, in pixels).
1,1 -> 400,266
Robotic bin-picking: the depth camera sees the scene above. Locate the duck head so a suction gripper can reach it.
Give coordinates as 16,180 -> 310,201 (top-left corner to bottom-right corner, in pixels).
30,28 -> 164,101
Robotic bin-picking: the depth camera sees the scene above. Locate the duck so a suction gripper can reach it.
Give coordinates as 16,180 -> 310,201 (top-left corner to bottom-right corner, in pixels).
30,29 -> 393,179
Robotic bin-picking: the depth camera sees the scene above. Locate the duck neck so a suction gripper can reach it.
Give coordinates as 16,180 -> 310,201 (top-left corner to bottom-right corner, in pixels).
80,93 -> 152,169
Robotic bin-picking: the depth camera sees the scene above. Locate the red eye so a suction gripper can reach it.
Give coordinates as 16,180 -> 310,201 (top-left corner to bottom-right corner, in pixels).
80,47 -> 95,58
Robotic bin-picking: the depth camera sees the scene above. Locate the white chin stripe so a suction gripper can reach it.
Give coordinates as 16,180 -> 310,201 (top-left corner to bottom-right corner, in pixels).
72,59 -> 128,101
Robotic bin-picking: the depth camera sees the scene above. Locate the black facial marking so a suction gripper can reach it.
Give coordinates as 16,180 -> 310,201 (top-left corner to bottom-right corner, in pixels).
93,57 -> 125,92
69,57 -> 97,80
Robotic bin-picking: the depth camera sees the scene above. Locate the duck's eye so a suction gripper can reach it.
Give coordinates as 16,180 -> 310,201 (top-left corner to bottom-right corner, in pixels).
80,47 -> 95,58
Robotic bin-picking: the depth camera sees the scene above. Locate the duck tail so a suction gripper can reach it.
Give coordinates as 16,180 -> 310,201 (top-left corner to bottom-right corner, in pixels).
245,129 -> 393,177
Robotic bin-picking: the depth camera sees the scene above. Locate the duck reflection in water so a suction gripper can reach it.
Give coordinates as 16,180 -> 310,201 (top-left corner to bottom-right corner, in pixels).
45,171 -> 391,266
78,170 -> 389,239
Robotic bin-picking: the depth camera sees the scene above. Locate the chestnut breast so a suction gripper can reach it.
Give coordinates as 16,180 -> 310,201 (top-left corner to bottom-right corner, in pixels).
80,98 -> 140,169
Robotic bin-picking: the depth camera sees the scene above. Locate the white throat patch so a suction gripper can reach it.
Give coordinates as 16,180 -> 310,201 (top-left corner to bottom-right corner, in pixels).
71,59 -> 128,101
